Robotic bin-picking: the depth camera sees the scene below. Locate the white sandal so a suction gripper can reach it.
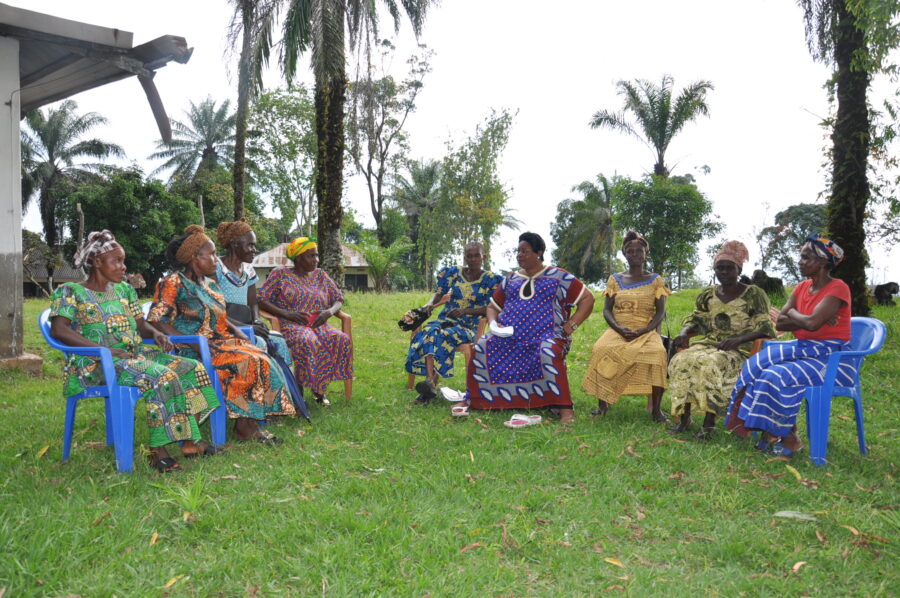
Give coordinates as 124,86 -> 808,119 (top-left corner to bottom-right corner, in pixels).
451,404 -> 469,417
441,387 -> 466,402
504,413 -> 541,428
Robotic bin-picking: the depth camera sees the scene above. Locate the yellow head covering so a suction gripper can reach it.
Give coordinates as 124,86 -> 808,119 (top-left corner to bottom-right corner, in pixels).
286,236 -> 317,260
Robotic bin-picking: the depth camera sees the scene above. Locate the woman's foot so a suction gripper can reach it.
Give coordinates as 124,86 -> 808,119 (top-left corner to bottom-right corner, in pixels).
181,440 -> 223,459
149,447 -> 182,473
234,418 -> 280,444
590,400 -> 609,417
558,409 -> 575,425
414,380 -> 436,403
314,392 -> 331,407
693,426 -> 715,441
651,411 -> 671,424
667,418 -> 691,435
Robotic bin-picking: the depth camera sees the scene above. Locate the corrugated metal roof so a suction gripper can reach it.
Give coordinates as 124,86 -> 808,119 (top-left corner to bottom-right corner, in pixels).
253,243 -> 368,269
0,2 -> 191,138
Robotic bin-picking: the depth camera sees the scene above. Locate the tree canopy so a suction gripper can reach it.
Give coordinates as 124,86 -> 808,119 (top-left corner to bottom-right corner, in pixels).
757,203 -> 827,283
550,174 -> 617,284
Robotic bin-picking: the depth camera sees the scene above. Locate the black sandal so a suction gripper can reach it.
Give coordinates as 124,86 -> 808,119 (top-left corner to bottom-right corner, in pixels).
414,381 -> 437,401
150,456 -> 182,473
255,430 -> 283,446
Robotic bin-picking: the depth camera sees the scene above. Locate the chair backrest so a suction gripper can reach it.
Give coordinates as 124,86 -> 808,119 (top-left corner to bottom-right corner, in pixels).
39,308 -> 66,352
142,301 -> 151,318
849,317 -> 887,355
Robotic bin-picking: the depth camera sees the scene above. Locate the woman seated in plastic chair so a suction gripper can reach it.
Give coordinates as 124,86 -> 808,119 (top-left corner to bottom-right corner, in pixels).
460,232 -> 594,425
725,234 -> 854,457
257,237 -> 353,407
148,225 -> 295,445
214,219 -> 294,369
666,241 -> 775,441
405,242 -> 502,404
49,231 -> 221,473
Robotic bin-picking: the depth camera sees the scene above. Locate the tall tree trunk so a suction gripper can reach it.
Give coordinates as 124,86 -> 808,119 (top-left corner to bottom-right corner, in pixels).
315,73 -> 346,286
232,0 -> 253,221
828,0 -> 870,316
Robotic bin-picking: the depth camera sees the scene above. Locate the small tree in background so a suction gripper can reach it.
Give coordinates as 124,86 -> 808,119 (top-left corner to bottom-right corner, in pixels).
757,203 -> 827,283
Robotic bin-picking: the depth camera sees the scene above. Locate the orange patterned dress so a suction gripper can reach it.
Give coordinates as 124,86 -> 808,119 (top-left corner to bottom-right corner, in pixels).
149,272 -> 294,420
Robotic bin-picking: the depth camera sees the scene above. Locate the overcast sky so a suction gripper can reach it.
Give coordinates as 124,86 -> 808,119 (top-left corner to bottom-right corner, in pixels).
16,0 -> 900,283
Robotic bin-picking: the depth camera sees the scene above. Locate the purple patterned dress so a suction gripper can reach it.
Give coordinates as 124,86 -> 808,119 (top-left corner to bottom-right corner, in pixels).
466,266 -> 588,410
257,267 -> 353,395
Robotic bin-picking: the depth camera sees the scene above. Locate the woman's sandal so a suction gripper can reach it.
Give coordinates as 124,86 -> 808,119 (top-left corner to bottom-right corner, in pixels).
183,443 -> 222,459
255,430 -> 283,446
768,441 -> 800,457
693,427 -> 715,442
149,456 -> 182,473
451,404 -> 469,417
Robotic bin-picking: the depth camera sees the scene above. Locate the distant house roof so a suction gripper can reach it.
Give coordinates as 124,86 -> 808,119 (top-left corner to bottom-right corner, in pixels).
252,243 -> 368,269
22,255 -> 83,282
0,1 -> 192,141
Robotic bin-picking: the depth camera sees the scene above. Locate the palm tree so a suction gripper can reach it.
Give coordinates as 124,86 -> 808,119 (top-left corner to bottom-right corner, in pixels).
21,99 -> 124,249
281,0 -> 434,284
590,75 -> 713,177
798,0 -> 873,316
149,97 -> 236,183
227,0 -> 279,220
568,175 -> 616,279
394,158 -> 441,282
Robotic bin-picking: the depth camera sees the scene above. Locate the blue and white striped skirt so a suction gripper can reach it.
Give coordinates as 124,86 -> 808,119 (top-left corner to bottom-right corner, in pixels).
730,339 -> 856,437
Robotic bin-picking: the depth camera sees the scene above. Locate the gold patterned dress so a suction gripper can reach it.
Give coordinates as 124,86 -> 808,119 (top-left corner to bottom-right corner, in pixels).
582,273 -> 670,403
668,285 -> 775,418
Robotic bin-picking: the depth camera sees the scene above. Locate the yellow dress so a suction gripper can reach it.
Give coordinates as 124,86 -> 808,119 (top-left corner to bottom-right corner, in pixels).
582,274 -> 671,402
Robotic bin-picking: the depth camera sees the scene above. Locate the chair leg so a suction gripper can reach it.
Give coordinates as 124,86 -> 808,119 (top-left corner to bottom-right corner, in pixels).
344,377 -> 352,401
103,397 -> 114,446
806,389 -> 832,466
63,396 -> 79,463
209,405 -> 226,448
852,390 -> 867,456
109,388 -> 140,473
407,373 -> 415,390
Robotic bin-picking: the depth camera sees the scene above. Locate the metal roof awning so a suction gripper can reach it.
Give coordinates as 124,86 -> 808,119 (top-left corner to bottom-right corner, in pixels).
0,2 -> 192,142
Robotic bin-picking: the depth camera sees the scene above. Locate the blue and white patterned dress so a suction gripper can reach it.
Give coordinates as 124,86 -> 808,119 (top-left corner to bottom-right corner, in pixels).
214,259 -> 293,368
405,266 -> 501,379
465,266 -> 588,410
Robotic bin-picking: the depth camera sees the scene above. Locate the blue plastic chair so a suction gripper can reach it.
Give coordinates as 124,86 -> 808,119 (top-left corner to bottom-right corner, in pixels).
39,308 -> 227,473
802,316 -> 887,466
139,302 -> 257,437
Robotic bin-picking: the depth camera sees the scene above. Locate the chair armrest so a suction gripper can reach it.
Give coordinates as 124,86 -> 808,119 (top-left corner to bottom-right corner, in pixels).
475,317 -> 487,342
258,309 -> 281,332
333,310 -> 352,340
60,345 -> 118,391
238,326 -> 256,343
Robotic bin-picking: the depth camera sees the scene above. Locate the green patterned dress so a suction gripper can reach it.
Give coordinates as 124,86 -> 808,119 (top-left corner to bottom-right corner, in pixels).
667,285 -> 775,418
50,282 -> 219,447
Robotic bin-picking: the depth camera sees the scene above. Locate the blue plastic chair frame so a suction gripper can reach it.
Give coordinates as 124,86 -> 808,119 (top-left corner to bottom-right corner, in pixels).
731,316 -> 888,466
139,301 -> 256,436
801,316 -> 887,466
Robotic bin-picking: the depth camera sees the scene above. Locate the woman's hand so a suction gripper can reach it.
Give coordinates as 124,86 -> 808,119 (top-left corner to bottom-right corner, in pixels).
448,307 -> 467,319
283,310 -> 310,325
717,337 -> 744,351
232,327 -> 249,341
310,310 -> 330,328
110,347 -> 132,360
673,333 -> 691,349
562,320 -> 577,336
152,329 -> 174,352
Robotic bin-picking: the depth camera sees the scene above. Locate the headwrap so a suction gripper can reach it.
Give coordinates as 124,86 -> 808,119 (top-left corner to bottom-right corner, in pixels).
175,225 -> 212,264
805,234 -> 844,268
216,218 -> 253,249
713,240 -> 750,268
286,236 -> 317,260
622,230 -> 649,252
73,230 -> 118,269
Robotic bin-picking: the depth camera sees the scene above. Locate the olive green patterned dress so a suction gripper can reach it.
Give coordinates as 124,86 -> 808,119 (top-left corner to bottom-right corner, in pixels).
50,282 -> 219,447
667,285 -> 775,418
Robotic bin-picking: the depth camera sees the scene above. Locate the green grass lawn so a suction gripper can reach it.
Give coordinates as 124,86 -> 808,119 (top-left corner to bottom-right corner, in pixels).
1,291 -> 898,597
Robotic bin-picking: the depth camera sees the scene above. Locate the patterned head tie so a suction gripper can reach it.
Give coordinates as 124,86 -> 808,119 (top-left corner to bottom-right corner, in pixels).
804,234 -> 844,268
286,236 -> 317,260
622,230 -> 649,252
216,219 -> 253,249
73,230 -> 119,269
175,225 -> 212,264
713,240 -> 750,268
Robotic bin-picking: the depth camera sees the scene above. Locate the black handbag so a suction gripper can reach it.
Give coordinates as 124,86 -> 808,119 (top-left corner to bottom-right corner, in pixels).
226,303 -> 269,341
